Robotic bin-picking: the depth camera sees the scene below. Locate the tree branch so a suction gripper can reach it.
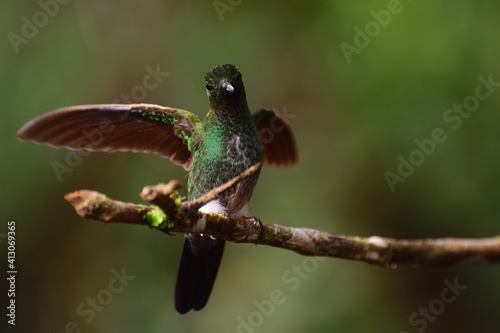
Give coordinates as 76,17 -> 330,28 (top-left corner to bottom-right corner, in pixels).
63,163 -> 500,267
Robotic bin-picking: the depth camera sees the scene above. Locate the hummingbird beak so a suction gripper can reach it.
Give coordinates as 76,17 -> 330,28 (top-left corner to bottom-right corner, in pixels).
221,80 -> 234,93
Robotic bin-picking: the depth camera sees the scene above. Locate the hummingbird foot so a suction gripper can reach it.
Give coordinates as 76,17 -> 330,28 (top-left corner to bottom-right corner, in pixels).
240,216 -> 264,241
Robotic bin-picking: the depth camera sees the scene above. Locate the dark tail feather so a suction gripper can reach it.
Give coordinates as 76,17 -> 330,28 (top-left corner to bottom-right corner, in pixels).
175,234 -> 225,314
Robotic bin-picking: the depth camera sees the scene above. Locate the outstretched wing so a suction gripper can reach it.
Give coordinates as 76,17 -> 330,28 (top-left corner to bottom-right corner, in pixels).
253,108 -> 298,167
17,104 -> 201,170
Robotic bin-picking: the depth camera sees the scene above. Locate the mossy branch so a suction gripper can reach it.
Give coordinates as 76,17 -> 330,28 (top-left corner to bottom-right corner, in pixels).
64,163 -> 500,267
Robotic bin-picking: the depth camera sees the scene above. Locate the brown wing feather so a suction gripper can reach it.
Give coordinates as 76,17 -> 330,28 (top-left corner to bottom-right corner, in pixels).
253,108 -> 298,167
17,104 -> 200,170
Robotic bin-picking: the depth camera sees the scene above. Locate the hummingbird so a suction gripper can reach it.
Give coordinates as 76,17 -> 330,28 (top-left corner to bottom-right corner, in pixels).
17,64 -> 298,314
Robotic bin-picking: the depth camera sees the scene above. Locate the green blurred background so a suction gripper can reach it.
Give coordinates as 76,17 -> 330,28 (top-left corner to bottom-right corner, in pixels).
2,0 -> 500,332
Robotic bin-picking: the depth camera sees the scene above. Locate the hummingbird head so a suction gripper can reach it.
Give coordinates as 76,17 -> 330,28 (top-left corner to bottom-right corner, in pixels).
204,64 -> 248,113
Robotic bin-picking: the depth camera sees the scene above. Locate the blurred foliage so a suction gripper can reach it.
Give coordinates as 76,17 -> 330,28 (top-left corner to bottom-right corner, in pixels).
2,0 -> 500,332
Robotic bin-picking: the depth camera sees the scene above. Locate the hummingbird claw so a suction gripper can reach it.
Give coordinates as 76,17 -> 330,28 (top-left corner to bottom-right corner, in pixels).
219,212 -> 231,219
242,216 -> 264,240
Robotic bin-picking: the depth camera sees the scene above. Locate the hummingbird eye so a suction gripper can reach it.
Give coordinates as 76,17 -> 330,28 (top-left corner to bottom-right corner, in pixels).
205,83 -> 213,93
